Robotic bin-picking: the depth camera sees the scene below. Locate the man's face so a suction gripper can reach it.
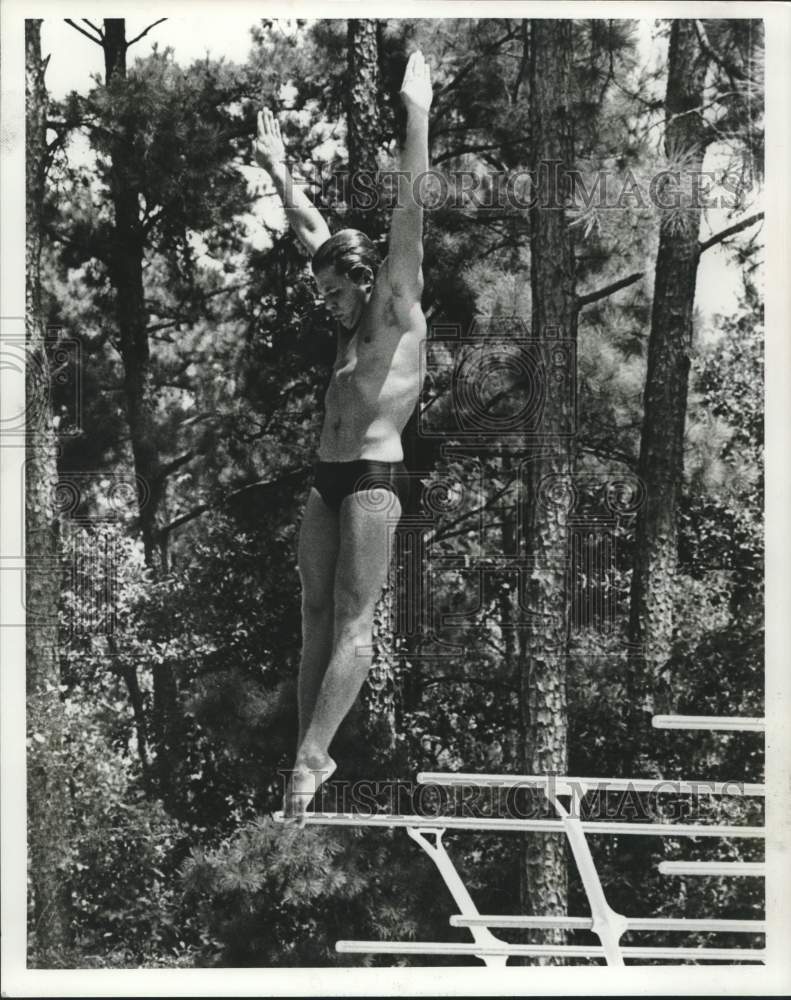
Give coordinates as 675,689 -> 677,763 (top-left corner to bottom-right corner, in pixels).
313,265 -> 371,330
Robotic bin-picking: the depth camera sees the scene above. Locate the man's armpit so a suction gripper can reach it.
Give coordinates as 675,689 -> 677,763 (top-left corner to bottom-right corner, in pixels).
382,255 -> 423,303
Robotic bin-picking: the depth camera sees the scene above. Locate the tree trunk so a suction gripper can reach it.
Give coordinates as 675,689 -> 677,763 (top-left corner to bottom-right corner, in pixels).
107,634 -> 151,787
102,19 -> 180,805
103,19 -> 164,570
518,18 -> 576,960
25,18 -> 72,961
347,19 -> 398,751
346,19 -> 387,237
628,21 -> 709,706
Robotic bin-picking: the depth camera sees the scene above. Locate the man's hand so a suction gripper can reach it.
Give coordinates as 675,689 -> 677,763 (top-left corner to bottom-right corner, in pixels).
254,107 -> 287,173
399,50 -> 432,116
252,105 -> 331,256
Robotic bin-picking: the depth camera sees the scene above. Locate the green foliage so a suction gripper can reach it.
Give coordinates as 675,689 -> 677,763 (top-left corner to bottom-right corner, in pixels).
681,284 -> 763,618
567,277 -> 765,939
181,819 -> 359,965
28,669 -> 198,965
179,818 -> 447,966
64,730 -> 191,960
62,512 -> 305,829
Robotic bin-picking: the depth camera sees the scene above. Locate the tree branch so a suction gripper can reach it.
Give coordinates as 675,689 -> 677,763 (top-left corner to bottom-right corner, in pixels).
224,468 -> 312,504
158,451 -> 195,481
511,19 -> 529,105
434,26 -> 521,100
576,271 -> 644,308
612,76 -> 664,111
177,411 -> 216,428
159,469 -> 311,539
698,212 -> 764,255
145,281 -> 253,333
158,503 -> 211,537
597,20 -> 616,106
694,20 -> 747,84
157,379 -> 192,391
82,18 -> 104,39
126,18 -> 168,48
578,445 -> 637,471
433,137 -> 530,166
64,18 -> 104,46
146,322 -> 179,337
428,481 -> 515,546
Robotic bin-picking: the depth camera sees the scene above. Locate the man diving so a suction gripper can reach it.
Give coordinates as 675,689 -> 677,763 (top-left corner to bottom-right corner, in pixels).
253,51 -> 432,824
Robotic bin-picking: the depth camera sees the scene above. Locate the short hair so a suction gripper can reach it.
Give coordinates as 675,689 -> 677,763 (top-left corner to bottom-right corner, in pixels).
311,229 -> 382,282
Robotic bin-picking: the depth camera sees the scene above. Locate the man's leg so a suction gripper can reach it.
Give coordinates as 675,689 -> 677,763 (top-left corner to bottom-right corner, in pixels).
286,488 -> 401,822
295,488 -> 340,748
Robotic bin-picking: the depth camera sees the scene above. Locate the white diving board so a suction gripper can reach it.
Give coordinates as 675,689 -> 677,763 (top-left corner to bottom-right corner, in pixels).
277,724 -> 765,968
652,715 -> 765,732
659,860 -> 766,878
450,914 -> 765,934
278,811 -> 765,839
335,940 -> 766,963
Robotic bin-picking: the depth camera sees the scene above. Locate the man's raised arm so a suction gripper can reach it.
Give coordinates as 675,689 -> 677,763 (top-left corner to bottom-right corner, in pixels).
386,51 -> 433,302
254,107 -> 331,257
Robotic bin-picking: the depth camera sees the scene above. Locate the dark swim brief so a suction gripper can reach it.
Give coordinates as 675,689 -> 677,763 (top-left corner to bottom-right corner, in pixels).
313,460 -> 410,513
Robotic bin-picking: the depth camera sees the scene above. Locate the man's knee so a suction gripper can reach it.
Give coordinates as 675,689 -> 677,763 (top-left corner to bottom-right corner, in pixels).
333,583 -> 375,639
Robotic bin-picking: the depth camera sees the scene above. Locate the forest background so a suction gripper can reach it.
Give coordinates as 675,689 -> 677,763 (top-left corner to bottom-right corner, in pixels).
9,12 -> 770,971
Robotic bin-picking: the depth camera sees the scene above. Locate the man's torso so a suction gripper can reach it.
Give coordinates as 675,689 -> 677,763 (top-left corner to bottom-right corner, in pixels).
318,260 -> 425,463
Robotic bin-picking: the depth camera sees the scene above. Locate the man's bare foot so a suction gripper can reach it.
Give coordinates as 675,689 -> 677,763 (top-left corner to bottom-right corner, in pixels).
282,754 -> 337,828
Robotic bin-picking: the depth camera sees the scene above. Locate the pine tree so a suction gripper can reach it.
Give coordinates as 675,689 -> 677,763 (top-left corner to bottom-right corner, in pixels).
25,18 -> 72,961
628,18 -> 764,719
518,17 -> 576,956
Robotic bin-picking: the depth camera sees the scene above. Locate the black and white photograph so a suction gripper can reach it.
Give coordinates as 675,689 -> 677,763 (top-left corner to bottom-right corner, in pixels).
1,2 -> 789,996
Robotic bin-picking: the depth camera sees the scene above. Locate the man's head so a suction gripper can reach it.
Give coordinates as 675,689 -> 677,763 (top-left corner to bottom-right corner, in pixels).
311,229 -> 382,330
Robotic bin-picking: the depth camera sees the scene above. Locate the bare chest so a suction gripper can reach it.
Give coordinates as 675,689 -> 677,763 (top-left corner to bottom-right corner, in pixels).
332,295 -> 407,385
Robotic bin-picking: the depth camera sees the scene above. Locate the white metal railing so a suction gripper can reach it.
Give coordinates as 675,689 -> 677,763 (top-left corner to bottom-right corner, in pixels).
276,713 -> 765,967
450,914 -> 765,933
404,826 -> 508,967
335,941 -> 766,962
659,860 -> 766,878
651,715 -> 765,732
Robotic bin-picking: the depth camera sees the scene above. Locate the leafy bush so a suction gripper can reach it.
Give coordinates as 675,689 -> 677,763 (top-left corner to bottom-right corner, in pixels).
181,818 -> 370,966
